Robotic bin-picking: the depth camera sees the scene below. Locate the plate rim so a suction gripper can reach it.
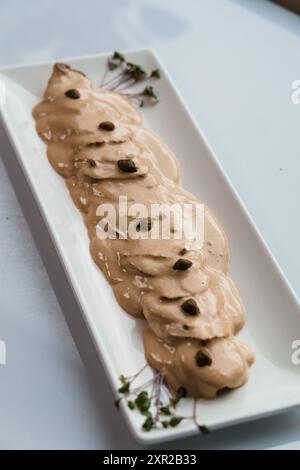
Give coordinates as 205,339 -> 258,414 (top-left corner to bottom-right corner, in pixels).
1,48 -> 300,445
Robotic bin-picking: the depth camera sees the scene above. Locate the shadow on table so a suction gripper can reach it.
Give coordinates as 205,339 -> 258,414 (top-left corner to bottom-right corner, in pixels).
230,0 -> 300,38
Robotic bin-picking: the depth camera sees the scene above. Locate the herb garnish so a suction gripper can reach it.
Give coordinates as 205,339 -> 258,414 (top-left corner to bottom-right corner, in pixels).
100,51 -> 161,107
115,365 -> 210,433
108,51 -> 125,70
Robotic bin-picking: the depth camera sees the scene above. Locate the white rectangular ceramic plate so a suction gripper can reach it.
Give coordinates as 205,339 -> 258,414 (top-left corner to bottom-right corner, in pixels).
1,49 -> 300,445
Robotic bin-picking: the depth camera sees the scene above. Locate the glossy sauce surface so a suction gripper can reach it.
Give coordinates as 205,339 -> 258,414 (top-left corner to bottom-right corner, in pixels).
33,63 -> 254,398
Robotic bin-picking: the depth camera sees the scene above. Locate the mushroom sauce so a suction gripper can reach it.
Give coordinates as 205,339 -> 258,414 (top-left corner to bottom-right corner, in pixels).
33,63 -> 254,399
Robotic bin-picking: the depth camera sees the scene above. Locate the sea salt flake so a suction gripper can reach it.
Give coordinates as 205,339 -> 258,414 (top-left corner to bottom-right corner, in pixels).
79,197 -> 87,206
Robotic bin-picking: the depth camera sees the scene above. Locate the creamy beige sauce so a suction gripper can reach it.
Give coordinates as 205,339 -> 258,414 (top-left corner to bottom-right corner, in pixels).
33,63 -> 254,398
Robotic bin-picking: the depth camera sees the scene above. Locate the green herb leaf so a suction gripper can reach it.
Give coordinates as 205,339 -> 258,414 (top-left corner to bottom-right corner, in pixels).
135,391 -> 150,413
142,86 -> 158,100
160,406 -> 171,416
142,416 -> 154,432
169,416 -> 182,427
113,51 -> 125,62
128,400 -> 135,410
126,62 -> 146,81
150,69 -> 160,79
198,425 -> 210,434
119,374 -> 127,385
118,383 -> 130,394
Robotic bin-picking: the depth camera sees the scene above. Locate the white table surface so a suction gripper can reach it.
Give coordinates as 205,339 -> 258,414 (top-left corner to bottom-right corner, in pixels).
1,0 -> 300,450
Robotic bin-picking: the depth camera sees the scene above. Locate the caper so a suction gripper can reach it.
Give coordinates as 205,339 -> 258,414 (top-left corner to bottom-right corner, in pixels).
117,158 -> 138,173
98,121 -> 115,131
173,258 -> 192,271
181,298 -> 200,316
176,386 -> 187,398
195,350 -> 212,367
65,89 -> 80,99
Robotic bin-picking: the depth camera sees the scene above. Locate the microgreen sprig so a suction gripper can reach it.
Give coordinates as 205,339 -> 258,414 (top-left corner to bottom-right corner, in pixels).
115,365 -> 210,433
100,51 -> 161,107
122,86 -> 159,108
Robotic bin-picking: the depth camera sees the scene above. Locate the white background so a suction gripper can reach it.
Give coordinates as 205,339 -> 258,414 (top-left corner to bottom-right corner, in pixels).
0,0 -> 300,449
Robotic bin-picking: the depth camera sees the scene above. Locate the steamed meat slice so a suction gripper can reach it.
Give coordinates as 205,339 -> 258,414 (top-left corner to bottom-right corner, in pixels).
144,327 -> 254,398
